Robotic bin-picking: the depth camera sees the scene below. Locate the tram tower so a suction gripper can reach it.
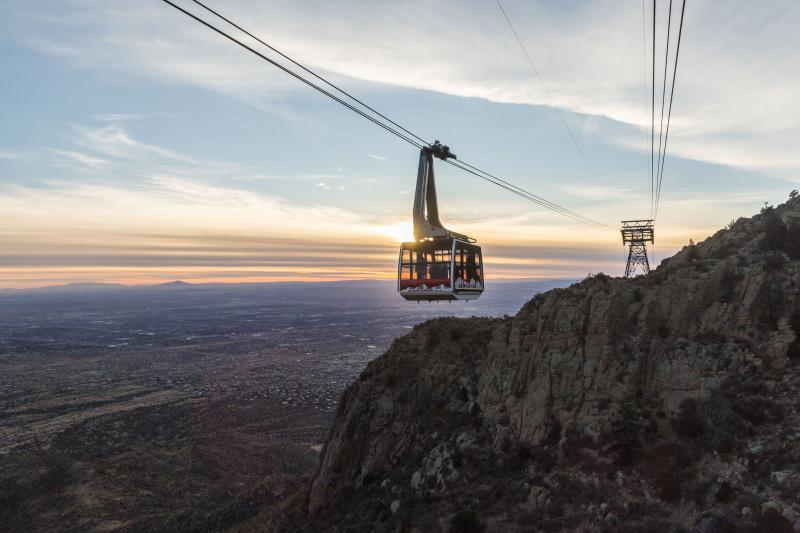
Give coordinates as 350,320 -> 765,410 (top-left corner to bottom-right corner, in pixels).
621,219 -> 654,278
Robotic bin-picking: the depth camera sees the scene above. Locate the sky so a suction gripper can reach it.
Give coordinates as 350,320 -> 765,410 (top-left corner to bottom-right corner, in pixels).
1,0 -> 798,288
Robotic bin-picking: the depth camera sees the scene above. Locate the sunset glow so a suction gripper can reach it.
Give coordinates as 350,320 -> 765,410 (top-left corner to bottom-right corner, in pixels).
1,0 -> 797,288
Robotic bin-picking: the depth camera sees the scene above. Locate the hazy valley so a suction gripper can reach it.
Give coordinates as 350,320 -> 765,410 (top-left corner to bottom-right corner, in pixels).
0,279 -> 569,531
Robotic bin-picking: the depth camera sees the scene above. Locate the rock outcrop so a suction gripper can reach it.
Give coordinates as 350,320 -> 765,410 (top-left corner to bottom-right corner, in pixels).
302,195 -> 800,532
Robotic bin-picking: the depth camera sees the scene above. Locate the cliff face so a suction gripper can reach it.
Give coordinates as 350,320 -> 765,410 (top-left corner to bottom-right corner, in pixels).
306,196 -> 800,532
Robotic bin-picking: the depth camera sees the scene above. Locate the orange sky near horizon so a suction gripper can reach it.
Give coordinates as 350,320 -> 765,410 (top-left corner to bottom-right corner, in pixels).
0,173 -> 723,289
2,0 -> 799,290
1,220 -> 702,288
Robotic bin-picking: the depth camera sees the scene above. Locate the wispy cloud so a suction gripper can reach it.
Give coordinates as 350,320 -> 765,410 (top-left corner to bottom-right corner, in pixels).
561,185 -> 637,200
0,174 -> 626,287
8,0 -> 800,177
49,149 -> 110,171
72,124 -> 194,163
0,175 -> 367,239
92,113 -> 144,122
2,0 -> 797,287
0,149 -> 22,160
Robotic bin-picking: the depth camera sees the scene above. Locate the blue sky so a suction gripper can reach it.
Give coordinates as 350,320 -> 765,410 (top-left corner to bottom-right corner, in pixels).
1,0 -> 798,287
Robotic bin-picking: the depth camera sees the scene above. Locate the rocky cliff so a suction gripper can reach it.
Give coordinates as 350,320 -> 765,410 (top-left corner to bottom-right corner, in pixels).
302,195 -> 800,532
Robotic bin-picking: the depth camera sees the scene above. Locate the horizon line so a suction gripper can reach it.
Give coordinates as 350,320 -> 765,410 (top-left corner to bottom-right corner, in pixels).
0,276 -> 585,292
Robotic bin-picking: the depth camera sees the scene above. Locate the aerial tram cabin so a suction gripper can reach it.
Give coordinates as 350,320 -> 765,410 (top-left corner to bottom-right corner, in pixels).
398,239 -> 484,301
397,143 -> 484,301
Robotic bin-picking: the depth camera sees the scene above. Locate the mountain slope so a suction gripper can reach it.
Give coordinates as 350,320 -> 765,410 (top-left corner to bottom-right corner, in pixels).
300,195 -> 800,532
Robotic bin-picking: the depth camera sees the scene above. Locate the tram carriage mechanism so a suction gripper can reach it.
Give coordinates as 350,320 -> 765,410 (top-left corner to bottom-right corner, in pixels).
398,142 -> 484,301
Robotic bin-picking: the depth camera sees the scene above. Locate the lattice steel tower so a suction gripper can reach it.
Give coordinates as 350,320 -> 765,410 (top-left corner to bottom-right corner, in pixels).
621,220 -> 654,278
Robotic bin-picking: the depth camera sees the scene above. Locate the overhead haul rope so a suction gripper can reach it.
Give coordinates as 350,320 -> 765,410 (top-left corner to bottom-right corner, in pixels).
160,0 -> 609,228
641,0 -> 650,213
160,0 -> 425,150
495,0 -> 600,183
654,0 -> 686,220
188,0 -> 432,148
641,0 -> 651,263
654,0 -> 673,213
449,159 -> 609,228
651,0 -> 656,219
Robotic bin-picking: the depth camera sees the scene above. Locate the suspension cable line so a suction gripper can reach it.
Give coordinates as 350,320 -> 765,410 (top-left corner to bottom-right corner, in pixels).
160,0 -> 425,151
160,0 -> 608,228
655,0 -> 673,198
654,0 -> 687,220
495,0 -> 600,182
651,0 -> 656,219
642,0 -> 650,213
445,160 -> 607,228
188,0 -> 432,148
452,159 -> 610,228
642,0 -> 656,267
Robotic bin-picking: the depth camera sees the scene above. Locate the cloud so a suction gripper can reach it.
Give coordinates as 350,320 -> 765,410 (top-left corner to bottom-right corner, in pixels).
49,149 -> 110,171
72,124 -> 193,162
8,0 -> 798,179
63,123 -> 248,182
560,185 -> 637,200
19,121 -> 373,237
0,174 -> 395,287
3,0 -> 799,286
0,162 -> 629,287
92,113 -> 144,122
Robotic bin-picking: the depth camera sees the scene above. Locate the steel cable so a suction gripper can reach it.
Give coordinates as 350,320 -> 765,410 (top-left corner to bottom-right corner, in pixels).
160,0 -> 609,228
654,0 -> 687,220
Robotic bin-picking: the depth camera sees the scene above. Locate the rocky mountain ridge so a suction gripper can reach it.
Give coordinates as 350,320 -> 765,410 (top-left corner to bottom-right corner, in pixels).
294,195 -> 800,532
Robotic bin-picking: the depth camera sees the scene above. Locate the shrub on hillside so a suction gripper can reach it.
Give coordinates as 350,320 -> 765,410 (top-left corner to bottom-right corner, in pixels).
522,444 -> 556,474
788,311 -> 800,361
673,398 -> 703,439
761,207 -> 787,252
639,442 -> 692,502
758,278 -> 783,329
697,393 -> 738,453
756,508 -> 794,533
764,251 -> 786,270
734,396 -> 784,426
448,510 -> 485,533
673,394 -> 739,453
715,480 -> 735,503
759,205 -> 800,258
719,265 -> 742,303
686,241 -> 700,262
425,328 -> 441,350
787,218 -> 800,259
694,514 -> 740,533
608,403 -> 650,467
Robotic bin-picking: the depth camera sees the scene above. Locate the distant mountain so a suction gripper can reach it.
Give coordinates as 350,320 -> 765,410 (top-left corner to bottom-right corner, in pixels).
0,281 -> 194,295
297,194 -> 800,531
20,282 -> 129,293
151,280 -> 193,289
